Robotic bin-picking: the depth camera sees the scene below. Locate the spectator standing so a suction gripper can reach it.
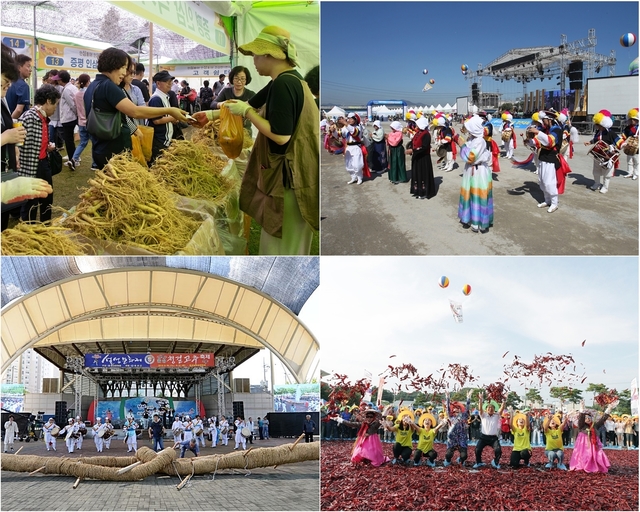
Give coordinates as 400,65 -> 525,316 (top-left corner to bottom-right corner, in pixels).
212,73 -> 226,97
257,417 -> 264,440
17,84 -> 60,223
263,417 -> 270,439
72,73 -> 91,166
303,414 -> 316,442
170,79 -> 180,95
58,71 -> 79,170
83,47 -> 187,169
6,54 -> 32,120
199,80 -> 214,111
47,72 -> 65,151
148,414 -> 164,452
148,70 -> 177,164
131,62 -> 150,104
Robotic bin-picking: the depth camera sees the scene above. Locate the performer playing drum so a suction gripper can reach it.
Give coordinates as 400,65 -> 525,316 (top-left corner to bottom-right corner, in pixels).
182,416 -> 193,443
60,418 -> 79,453
500,111 -> 516,159
234,417 -> 247,450
93,417 -> 105,453
584,109 -> 622,194
621,108 -> 639,180
171,416 -> 184,444
123,418 -> 138,453
219,416 -> 230,446
193,415 -> 206,448
208,416 -> 219,447
42,418 -> 59,451
103,418 -> 114,450
75,416 -> 86,450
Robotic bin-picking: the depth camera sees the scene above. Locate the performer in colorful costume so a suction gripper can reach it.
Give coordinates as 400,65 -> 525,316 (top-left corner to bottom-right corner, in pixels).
500,111 -> 517,159
584,109 -> 622,193
333,408 -> 390,467
569,399 -> 618,473
621,108 -> 639,180
529,111 -> 562,212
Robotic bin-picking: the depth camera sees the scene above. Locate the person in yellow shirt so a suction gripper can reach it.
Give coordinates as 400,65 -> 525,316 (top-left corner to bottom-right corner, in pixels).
509,412 -> 532,468
544,412 -> 569,470
409,412 -> 446,466
385,410 -> 414,465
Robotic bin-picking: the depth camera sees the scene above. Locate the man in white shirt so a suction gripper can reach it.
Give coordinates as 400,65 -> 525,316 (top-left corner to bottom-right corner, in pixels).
473,392 -> 506,469
148,70 -> 177,164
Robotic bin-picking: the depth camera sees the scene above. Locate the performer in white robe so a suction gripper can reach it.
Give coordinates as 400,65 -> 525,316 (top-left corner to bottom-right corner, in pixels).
234,417 -> 247,450
92,417 -> 104,453
208,416 -> 218,447
42,418 -> 58,451
219,416 -> 230,446
3,415 -> 19,452
60,418 -> 78,453
172,417 -> 184,444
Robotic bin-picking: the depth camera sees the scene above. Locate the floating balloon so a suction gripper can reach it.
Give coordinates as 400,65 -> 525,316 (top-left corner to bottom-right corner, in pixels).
461,64 -> 468,71
439,276 -> 449,288
462,284 -> 471,296
423,69 -> 428,75
620,33 -> 637,47
630,57 -> 639,75
461,70 -> 468,76
429,79 -> 435,85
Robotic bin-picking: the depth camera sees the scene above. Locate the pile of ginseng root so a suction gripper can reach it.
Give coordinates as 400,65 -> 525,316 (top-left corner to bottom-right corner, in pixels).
1,440 -> 318,487
151,139 -> 236,206
61,152 -> 201,254
1,222 -> 90,255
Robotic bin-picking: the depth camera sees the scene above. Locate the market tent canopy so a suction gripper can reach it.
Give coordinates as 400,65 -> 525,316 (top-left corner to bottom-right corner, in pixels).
325,106 -> 346,117
1,257 -> 319,383
373,105 -> 395,116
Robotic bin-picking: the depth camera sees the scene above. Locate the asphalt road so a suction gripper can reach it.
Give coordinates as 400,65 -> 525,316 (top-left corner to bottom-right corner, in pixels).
320,122 -> 638,255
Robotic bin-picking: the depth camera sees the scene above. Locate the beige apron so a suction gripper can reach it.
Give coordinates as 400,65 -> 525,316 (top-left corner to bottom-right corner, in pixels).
239,76 -> 319,243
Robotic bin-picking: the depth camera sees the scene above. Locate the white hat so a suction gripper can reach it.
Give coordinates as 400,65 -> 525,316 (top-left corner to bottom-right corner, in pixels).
48,418 -> 54,422
96,417 -> 101,421
76,415 -> 81,420
390,121 -> 403,131
416,117 -> 429,130
464,115 -> 485,138
68,418 -> 74,423
373,120 -> 381,128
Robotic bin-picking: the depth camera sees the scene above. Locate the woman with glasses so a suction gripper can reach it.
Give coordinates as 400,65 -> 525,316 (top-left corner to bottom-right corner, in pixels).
211,66 -> 256,129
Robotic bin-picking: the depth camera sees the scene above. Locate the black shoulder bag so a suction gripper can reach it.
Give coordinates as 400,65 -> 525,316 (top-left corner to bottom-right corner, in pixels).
86,80 -> 122,140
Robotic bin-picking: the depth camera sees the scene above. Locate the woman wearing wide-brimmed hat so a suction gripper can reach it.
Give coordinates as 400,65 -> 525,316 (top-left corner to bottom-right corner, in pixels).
192,26 -> 318,255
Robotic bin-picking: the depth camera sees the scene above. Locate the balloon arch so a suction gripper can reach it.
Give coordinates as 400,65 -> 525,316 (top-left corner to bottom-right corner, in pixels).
366,100 -> 408,121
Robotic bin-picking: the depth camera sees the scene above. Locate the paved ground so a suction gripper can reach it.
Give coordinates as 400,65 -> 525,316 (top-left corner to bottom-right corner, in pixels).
321,122 -> 638,255
0,436 -> 319,511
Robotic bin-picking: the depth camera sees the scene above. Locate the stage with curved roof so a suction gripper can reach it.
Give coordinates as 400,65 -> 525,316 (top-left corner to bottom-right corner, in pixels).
1,257 -> 319,383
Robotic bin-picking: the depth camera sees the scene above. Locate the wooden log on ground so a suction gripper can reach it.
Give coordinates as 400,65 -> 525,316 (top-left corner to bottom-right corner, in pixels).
28,466 -> 46,476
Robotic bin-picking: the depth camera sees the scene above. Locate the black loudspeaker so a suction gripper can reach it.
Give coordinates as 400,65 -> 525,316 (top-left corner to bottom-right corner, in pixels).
569,61 -> 583,90
232,401 -> 244,420
471,83 -> 479,103
55,401 -> 67,426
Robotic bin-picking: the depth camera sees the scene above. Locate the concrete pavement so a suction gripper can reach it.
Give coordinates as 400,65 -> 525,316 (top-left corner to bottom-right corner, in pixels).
321,122 -> 638,255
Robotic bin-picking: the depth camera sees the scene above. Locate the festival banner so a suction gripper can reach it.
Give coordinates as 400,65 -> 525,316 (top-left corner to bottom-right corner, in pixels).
159,63 -> 231,78
110,1 -> 230,55
91,397 -> 201,424
37,39 -> 102,71
1,33 -> 35,59
84,353 -> 215,368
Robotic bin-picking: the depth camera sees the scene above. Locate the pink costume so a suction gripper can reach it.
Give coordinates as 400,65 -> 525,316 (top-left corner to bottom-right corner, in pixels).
569,413 -> 611,473
343,419 -> 390,467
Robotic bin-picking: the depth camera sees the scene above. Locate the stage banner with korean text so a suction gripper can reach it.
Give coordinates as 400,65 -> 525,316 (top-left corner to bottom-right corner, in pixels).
37,39 -> 101,72
159,64 -> 231,78
84,353 -> 215,368
110,0 -> 230,55
2,33 -> 35,59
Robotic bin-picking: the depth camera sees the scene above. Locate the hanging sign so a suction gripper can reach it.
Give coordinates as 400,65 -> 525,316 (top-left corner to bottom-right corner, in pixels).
159,64 -> 231,78
37,39 -> 102,71
2,33 -> 35,59
85,353 -> 215,368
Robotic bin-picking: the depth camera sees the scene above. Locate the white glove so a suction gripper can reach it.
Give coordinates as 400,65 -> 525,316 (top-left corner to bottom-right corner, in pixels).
605,399 -> 619,415
224,100 -> 251,117
333,416 -> 344,424
2,176 -> 53,204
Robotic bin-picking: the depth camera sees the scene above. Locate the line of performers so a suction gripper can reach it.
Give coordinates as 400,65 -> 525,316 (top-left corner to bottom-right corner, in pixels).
40,416 -> 110,453
170,415 -> 253,451
330,393 -> 620,474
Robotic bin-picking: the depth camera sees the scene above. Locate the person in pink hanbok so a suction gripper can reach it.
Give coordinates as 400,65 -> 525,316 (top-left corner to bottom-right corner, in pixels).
333,408 -> 389,466
570,399 -> 619,473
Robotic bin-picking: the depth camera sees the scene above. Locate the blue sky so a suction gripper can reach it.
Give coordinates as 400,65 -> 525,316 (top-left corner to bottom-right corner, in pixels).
321,1 -> 639,106
314,257 -> 638,404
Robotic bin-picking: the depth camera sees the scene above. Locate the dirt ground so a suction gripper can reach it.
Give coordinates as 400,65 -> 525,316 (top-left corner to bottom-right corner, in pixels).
320,122 -> 638,255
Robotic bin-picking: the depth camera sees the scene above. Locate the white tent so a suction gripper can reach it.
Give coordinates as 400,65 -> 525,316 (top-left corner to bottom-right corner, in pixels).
428,105 -> 436,111
373,105 -> 395,116
435,104 -> 444,111
325,106 -> 346,117
443,103 -> 453,112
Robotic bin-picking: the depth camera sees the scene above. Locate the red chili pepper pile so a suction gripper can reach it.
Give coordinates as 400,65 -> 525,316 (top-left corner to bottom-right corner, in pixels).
321,441 -> 639,510
595,389 -> 619,407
